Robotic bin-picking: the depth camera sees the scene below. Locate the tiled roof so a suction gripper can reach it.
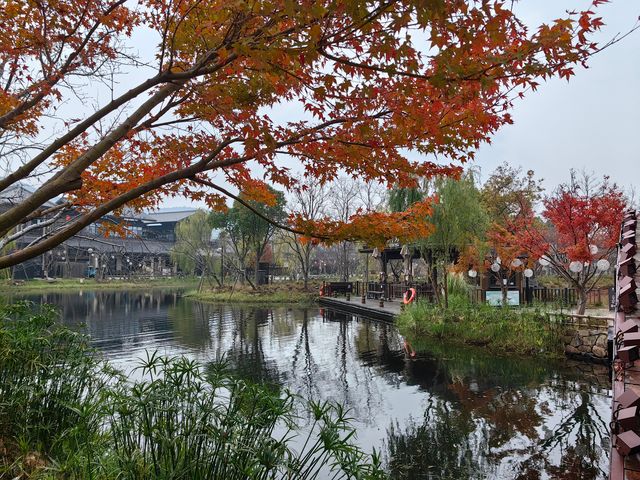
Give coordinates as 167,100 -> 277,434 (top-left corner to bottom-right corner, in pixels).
0,183 -> 57,208
143,207 -> 199,223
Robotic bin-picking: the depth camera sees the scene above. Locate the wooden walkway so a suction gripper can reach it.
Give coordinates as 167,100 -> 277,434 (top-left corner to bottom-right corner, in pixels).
611,209 -> 640,480
318,295 -> 402,321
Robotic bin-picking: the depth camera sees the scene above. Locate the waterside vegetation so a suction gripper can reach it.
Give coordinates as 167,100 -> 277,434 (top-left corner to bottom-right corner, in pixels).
397,280 -> 565,357
187,282 -> 319,305
0,302 -> 383,479
397,300 -> 564,356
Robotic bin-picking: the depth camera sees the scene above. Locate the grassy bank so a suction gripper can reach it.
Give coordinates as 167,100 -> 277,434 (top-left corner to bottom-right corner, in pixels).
187,282 -> 319,305
397,299 -> 564,357
0,302 -> 383,479
0,276 -> 198,293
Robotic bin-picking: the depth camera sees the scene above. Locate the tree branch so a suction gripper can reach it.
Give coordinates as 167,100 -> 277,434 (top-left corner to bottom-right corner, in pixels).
189,176 -> 329,240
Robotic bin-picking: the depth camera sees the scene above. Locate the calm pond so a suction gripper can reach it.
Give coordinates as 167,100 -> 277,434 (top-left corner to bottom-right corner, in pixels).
18,289 -> 611,479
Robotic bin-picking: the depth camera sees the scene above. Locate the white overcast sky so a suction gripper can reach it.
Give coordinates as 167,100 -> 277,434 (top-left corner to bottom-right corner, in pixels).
471,0 -> 640,195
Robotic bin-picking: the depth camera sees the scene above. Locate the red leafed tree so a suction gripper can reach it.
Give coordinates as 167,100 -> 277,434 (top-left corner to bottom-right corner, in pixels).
457,224 -> 532,307
486,224 -> 534,307
511,174 -> 626,314
0,0 -> 611,268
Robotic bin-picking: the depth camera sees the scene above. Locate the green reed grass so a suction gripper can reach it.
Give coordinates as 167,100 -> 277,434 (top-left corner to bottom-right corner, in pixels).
397,298 -> 564,356
0,302 -> 384,479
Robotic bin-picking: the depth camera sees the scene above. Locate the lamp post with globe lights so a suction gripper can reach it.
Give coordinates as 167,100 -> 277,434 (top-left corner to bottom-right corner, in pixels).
523,267 -> 534,305
371,247 -> 386,300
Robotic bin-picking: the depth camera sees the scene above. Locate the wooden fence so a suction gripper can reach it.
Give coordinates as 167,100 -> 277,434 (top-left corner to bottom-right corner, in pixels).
351,281 -> 434,301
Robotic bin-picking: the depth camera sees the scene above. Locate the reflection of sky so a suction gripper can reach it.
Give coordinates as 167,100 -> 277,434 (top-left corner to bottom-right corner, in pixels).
20,290 -> 611,479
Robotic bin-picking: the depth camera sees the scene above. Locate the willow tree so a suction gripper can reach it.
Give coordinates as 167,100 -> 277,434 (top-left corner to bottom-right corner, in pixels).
213,189 -> 286,286
425,173 -> 488,308
171,210 -> 220,290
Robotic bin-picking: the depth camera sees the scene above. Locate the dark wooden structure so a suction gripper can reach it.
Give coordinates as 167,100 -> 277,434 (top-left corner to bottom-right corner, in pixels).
324,280 -> 434,302
610,207 -> 640,480
318,296 -> 398,321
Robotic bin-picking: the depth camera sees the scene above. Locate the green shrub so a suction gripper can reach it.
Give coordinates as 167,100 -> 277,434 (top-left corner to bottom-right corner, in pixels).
397,300 -> 564,356
0,301 -> 115,475
107,353 -> 383,480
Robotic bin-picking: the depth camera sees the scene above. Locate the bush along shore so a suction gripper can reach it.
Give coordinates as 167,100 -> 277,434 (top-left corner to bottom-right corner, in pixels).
0,302 -> 383,479
397,298 -> 565,357
186,282 -> 319,305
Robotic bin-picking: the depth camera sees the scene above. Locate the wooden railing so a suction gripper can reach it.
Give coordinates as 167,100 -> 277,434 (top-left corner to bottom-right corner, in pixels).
350,281 -> 434,301
328,281 -> 611,309
471,286 -> 612,307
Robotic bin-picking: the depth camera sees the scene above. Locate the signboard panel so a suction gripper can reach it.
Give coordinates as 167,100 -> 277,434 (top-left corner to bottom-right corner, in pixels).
486,290 -> 520,306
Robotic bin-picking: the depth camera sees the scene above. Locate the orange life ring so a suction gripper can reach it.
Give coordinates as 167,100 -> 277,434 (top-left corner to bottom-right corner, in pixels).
319,286 -> 324,296
403,288 -> 416,304
404,339 -> 416,358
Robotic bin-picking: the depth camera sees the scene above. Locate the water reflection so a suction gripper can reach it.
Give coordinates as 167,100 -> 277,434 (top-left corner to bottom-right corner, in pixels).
16,290 -> 611,479
384,338 -> 609,479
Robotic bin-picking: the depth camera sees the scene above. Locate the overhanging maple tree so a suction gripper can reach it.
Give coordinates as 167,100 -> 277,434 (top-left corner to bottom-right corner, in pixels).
0,0 -> 612,268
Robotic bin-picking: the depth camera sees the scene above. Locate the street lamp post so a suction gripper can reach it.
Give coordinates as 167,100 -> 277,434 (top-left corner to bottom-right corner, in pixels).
523,268 -> 534,305
400,244 -> 412,285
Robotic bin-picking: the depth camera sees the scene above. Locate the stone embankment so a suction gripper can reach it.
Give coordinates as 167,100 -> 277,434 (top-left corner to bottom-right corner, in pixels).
557,314 -> 610,361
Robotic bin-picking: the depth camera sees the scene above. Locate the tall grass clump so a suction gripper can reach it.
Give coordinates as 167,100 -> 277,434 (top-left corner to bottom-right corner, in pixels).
0,301 -> 116,477
0,302 -> 385,479
107,352 -> 384,479
397,300 -> 564,356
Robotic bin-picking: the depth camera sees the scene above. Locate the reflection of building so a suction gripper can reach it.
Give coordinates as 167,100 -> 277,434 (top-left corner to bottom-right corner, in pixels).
2,184 -> 197,279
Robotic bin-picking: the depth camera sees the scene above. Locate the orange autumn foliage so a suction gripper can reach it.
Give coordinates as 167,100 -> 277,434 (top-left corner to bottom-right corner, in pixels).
0,0 -> 613,267
292,198 -> 436,248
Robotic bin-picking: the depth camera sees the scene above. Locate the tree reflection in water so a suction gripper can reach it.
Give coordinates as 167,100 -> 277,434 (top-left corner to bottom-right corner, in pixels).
385,339 -> 609,480
18,291 -> 610,479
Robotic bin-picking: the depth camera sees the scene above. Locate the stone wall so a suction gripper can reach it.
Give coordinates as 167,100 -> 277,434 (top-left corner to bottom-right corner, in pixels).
556,314 -> 610,361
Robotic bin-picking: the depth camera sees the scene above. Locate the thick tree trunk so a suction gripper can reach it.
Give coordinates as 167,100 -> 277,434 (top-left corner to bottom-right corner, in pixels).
501,283 -> 508,307
443,269 -> 449,309
577,289 -> 588,315
341,242 -> 349,281
430,264 -> 440,305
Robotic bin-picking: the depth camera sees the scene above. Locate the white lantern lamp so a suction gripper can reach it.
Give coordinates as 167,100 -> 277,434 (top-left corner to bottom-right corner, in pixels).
538,256 -> 551,267
569,261 -> 583,273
